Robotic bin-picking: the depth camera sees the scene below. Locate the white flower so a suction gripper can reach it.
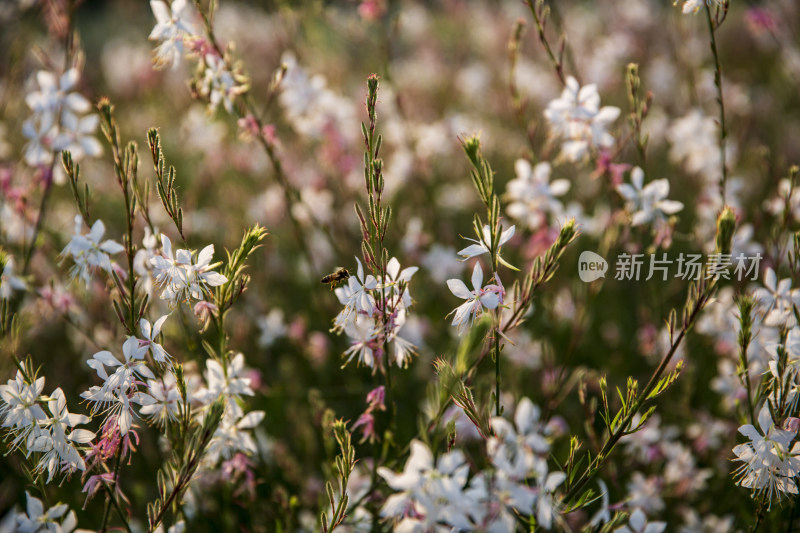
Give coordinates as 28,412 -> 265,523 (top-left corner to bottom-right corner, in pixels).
149,0 -> 197,70
333,257 -> 378,331
458,224 -> 517,271
754,268 -> 800,327
378,440 -> 473,531
139,375 -> 181,427
544,76 -> 620,162
732,405 -> 800,508
22,68 -> 99,168
0,371 -> 46,451
615,508 -> 667,533
1,256 -> 27,300
82,337 -> 155,422
342,315 -> 379,368
139,315 -> 172,365
22,113 -> 57,166
533,462 -> 566,530
677,0 -> 724,15
616,167 -> 683,227
667,110 -> 728,182
196,353 -> 254,404
204,404 -> 265,464
14,492 -> 83,533
52,112 -> 102,161
589,480 -> 611,527
150,234 -> 228,304
25,69 -> 90,121
134,227 -> 159,296
380,257 -> 419,307
506,160 -> 570,230
61,215 -> 124,287
257,309 -> 287,348
446,262 -> 502,335
29,388 -> 95,482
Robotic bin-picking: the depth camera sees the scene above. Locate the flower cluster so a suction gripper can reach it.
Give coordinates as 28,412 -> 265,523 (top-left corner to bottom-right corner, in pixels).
732,406 -> 800,508
333,257 -> 419,370
1,372 -> 95,483
149,0 -> 248,113
148,234 -> 228,306
379,398 -> 565,530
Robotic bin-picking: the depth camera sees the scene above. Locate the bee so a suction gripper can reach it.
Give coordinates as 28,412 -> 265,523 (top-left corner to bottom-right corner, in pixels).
321,267 -> 350,289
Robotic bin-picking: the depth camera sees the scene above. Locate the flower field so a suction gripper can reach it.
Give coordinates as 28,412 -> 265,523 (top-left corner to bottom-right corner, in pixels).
1,0 -> 800,531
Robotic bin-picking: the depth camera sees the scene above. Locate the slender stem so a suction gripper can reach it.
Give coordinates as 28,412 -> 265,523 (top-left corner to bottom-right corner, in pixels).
493,329 -> 500,416
704,3 -> 728,204
100,447 -> 123,532
740,336 -> 756,427
101,482 -> 132,533
21,176 -> 54,275
526,0 -> 566,86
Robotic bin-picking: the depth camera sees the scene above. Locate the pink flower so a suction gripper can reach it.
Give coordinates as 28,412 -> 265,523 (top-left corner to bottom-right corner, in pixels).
353,412 -> 377,444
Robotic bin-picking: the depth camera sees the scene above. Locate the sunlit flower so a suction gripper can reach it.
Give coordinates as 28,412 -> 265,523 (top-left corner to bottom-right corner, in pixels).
446,262 -> 502,335
138,315 -> 172,365
732,405 -> 800,508
29,388 -> 95,482
458,224 -> 517,270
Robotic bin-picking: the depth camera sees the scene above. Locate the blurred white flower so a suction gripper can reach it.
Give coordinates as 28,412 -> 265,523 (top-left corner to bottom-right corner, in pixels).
149,0 -> 197,70
505,160 -> 569,230
544,76 -> 620,162
13,492 -> 85,533
754,268 -> 800,327
616,167 -> 683,227
678,0 -> 725,15
22,68 -> 99,167
615,508 -> 666,533
378,440 -> 472,531
200,54 -> 246,113
52,112 -> 102,161
61,215 -> 124,287
257,308 -> 287,348
0,256 -> 26,300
